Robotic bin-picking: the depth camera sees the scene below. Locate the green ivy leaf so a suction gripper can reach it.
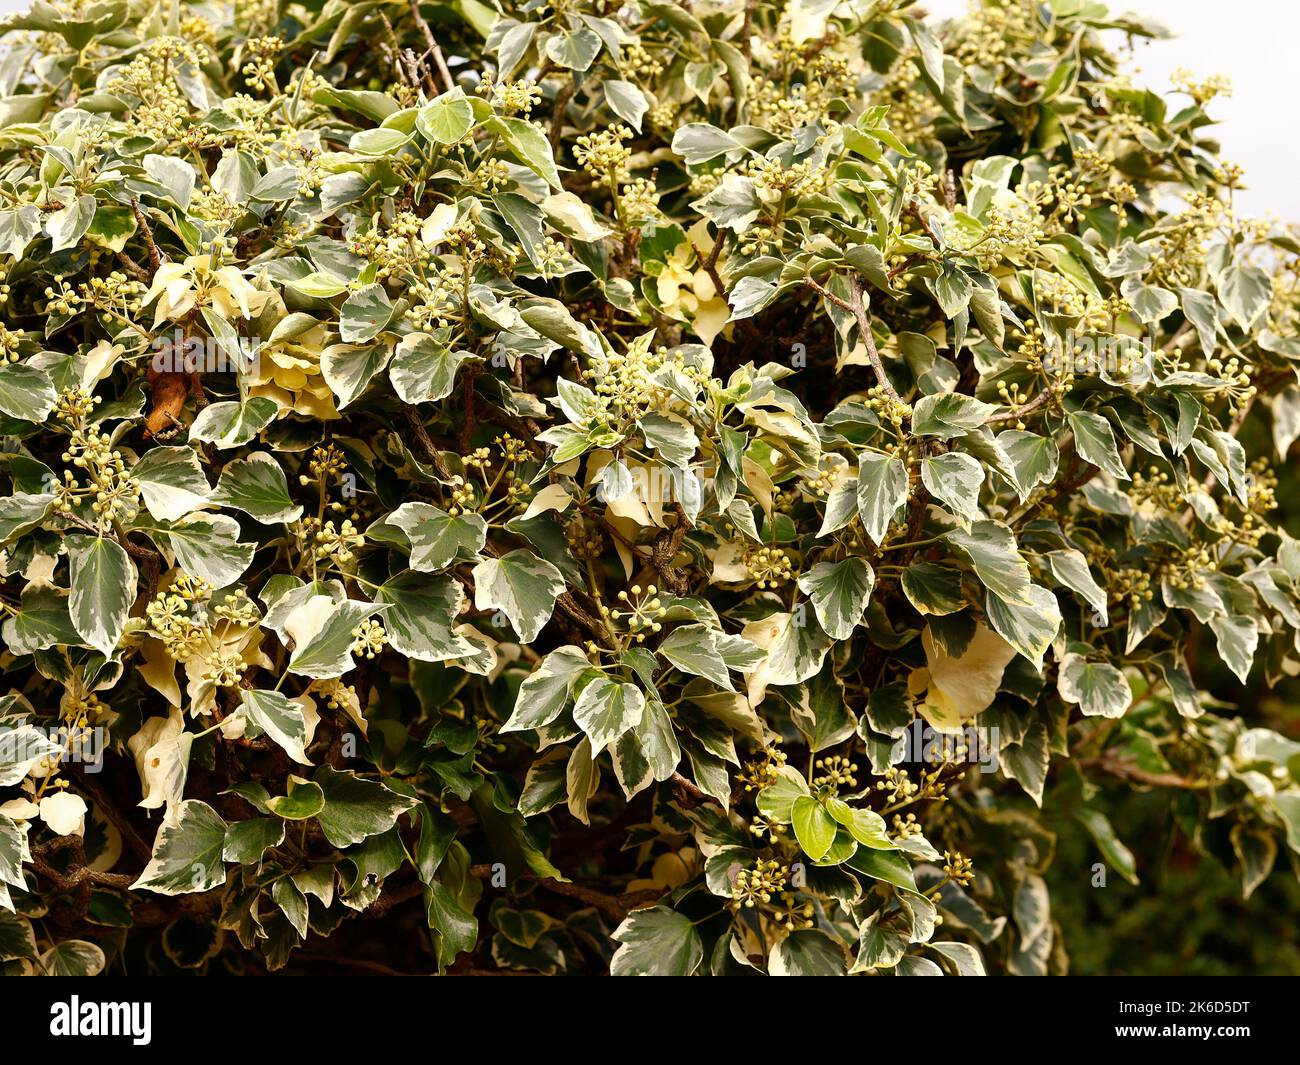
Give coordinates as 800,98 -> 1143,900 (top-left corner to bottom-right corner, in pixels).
313,766 -> 418,848
792,795 -> 838,861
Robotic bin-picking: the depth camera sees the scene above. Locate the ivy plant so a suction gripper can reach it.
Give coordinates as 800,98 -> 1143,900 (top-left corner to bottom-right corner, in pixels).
0,0 -> 1298,976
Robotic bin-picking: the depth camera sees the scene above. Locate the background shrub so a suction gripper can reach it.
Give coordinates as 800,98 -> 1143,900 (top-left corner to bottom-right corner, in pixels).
0,0 -> 1297,975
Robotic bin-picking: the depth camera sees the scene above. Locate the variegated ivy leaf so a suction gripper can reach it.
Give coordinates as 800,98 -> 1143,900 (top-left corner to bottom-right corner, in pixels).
149,512 -> 255,587
612,727 -> 654,799
67,534 -> 136,657
339,283 -> 394,343
1192,429 -> 1250,503
566,735 -> 600,824
634,694 -> 681,783
1045,549 -> 1109,626
0,907 -> 36,956
0,492 -> 53,543
920,451 -> 984,522
945,521 -> 1032,606
385,501 -> 487,571
129,709 -> 192,813
1057,653 -> 1131,718
375,572 -> 476,662
223,818 -> 286,866
1001,721 -> 1051,808
784,663 -> 856,753
571,675 -> 644,754
130,445 -> 211,522
259,577 -> 344,643
131,799 -> 229,896
40,939 -> 105,976
639,412 -> 699,468
266,776 -> 326,820
0,814 -> 27,911
984,584 -> 1062,671
742,610 -> 834,703
210,452 -> 303,523
188,397 -> 279,449
797,557 -> 876,641
901,561 -> 966,616
855,452 -> 908,545
390,332 -> 473,404
818,475 -> 859,536
997,430 -> 1058,501
658,623 -> 735,690
517,749 -> 569,816
610,906 -> 703,977
0,722 -> 65,787
501,645 -> 593,732
285,595 -> 385,679
240,689 -> 312,764
0,362 -> 56,422
1067,410 -> 1129,481
321,342 -> 393,408
1272,385 -> 1300,459
1209,613 -> 1259,683
769,929 -> 848,976
472,550 -> 565,643
911,392 -> 997,440
913,622 -> 1016,734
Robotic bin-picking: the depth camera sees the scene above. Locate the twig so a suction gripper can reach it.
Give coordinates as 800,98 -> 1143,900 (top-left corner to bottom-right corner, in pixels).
115,251 -> 150,283
400,406 -> 455,480
804,275 -> 853,312
651,503 -> 692,596
986,390 -> 1050,425
129,198 -> 162,272
689,239 -> 727,303
669,771 -> 712,808
408,0 -> 455,93
465,865 -> 662,921
1079,754 -> 1210,790
31,856 -> 136,892
847,275 -> 901,401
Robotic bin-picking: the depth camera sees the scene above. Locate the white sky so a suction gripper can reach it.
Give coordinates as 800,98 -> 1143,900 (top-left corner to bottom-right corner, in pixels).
0,0 -> 1293,218
923,0 -> 1300,220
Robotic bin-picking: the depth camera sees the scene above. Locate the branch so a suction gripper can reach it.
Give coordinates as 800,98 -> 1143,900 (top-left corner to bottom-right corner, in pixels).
986,390 -> 1050,425
1080,754 -> 1211,791
847,275 -> 901,401
400,406 -> 455,480
129,198 -> 162,272
689,237 -> 727,304
669,771 -> 712,809
465,865 -> 662,921
31,856 -> 136,892
408,0 -> 455,93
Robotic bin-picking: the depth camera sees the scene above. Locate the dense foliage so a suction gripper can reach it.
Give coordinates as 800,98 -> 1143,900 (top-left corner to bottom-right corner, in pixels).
1,0 -> 1298,976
